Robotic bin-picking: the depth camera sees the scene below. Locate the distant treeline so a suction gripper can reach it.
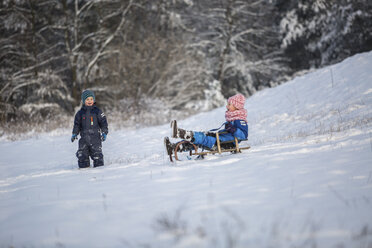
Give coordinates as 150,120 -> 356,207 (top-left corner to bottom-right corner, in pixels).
1,0 -> 371,125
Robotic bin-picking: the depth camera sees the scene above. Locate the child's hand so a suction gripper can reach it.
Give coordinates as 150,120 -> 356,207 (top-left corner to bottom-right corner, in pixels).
225,122 -> 237,134
71,134 -> 77,142
101,133 -> 107,141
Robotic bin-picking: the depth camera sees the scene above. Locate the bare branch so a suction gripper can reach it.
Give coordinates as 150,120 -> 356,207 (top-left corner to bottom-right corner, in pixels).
12,55 -> 68,78
84,0 -> 134,80
5,81 -> 41,102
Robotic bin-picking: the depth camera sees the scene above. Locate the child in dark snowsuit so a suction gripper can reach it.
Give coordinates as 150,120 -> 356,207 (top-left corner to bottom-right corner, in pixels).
166,93 -> 248,154
71,90 -> 108,168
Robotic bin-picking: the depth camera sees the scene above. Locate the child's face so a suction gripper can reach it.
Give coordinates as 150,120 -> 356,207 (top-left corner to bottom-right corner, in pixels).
84,97 -> 94,106
226,103 -> 237,111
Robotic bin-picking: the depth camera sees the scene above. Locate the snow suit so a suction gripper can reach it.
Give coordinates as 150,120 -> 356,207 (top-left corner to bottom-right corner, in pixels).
193,120 -> 248,149
72,104 -> 108,168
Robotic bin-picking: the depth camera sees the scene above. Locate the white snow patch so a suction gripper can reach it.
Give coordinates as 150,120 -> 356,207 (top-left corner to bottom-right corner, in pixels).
0,52 -> 372,247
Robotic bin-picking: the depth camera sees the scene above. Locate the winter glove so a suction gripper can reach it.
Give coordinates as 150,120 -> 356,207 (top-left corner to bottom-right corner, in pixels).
225,122 -> 236,134
101,133 -> 107,141
71,134 -> 77,142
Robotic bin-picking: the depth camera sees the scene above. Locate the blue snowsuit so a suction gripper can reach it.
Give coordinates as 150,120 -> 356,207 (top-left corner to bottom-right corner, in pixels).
193,120 -> 248,149
72,104 -> 108,168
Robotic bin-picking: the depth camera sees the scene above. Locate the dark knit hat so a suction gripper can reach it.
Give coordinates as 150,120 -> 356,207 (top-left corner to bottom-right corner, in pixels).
81,90 -> 95,103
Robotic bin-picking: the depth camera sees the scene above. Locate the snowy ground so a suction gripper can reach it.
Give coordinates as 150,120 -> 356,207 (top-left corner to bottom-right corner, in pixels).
1,52 -> 372,248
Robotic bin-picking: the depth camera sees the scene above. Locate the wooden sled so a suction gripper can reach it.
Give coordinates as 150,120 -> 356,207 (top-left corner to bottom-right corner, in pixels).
170,132 -> 250,162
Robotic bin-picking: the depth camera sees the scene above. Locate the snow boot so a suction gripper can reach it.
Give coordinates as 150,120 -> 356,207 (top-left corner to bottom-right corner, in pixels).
170,120 -> 194,141
164,137 -> 174,156
170,120 -> 178,138
165,136 -> 196,157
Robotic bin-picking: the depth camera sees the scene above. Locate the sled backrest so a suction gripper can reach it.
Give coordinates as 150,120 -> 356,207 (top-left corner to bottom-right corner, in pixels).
215,132 -> 248,154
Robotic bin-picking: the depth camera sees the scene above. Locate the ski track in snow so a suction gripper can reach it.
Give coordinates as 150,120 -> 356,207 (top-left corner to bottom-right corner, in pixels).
0,52 -> 372,247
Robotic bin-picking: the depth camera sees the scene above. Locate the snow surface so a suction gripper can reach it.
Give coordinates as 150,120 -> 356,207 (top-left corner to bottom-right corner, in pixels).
1,52 -> 372,247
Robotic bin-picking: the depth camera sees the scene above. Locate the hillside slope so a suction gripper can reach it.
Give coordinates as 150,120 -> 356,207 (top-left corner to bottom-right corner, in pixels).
0,52 -> 371,248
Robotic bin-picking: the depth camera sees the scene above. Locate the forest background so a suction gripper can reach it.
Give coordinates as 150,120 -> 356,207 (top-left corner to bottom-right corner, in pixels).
1,0 -> 371,135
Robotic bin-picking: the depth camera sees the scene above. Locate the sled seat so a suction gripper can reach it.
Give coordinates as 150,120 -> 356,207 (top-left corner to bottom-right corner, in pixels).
194,131 -> 250,156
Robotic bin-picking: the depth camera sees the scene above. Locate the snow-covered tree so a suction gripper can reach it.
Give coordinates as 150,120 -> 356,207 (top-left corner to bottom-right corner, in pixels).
0,0 -> 74,121
0,0 -> 136,122
278,0 -> 372,69
100,0 -> 227,114
58,0 -> 136,102
213,0 -> 288,97
1,0 -> 371,127
148,0 -> 290,99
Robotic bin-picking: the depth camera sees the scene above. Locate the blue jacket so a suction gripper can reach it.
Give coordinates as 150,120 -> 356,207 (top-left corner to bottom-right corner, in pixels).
72,104 -> 108,137
222,120 -> 248,140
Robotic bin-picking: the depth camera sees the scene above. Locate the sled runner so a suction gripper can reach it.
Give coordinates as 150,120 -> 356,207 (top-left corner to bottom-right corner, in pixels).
164,132 -> 250,162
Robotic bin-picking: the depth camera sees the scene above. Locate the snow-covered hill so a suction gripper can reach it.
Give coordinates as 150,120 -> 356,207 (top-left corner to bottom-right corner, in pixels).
0,52 -> 372,248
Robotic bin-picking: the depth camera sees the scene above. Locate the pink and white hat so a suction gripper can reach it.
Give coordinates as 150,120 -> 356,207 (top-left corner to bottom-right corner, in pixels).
228,93 -> 246,110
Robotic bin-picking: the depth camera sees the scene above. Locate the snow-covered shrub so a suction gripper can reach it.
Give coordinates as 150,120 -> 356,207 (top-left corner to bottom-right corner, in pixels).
279,0 -> 372,67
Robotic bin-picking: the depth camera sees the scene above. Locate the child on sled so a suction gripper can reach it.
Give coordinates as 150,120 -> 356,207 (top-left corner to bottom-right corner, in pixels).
165,93 -> 248,156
